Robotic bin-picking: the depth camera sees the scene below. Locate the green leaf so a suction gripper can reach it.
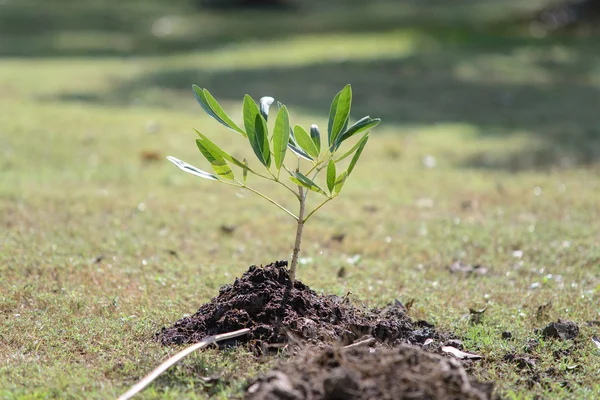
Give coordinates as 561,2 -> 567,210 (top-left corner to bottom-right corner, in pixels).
243,95 -> 271,167
260,96 -> 274,121
196,139 -> 235,180
326,159 -> 336,193
290,172 -> 327,195
347,133 -> 369,175
334,171 -> 348,194
310,124 -> 321,154
334,132 -> 369,162
273,105 -> 290,171
333,116 -> 380,150
255,113 -> 270,168
202,89 -> 246,134
166,156 -> 219,181
243,158 -> 248,184
293,125 -> 320,159
193,128 -> 253,173
193,85 -> 223,123
327,84 -> 352,147
288,128 -> 313,161
277,101 -> 312,161
288,142 -> 313,161
192,85 -> 246,137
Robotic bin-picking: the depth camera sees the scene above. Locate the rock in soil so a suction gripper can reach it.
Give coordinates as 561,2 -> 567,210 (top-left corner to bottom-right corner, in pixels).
157,261 -> 438,350
246,345 -> 494,400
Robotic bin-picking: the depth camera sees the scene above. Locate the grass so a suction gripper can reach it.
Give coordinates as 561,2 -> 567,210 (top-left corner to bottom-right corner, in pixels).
1,0 -> 600,398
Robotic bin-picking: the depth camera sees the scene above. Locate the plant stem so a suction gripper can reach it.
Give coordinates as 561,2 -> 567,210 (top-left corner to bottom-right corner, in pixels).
282,164 -> 295,177
273,177 -> 301,198
289,186 -> 305,282
303,196 -> 334,223
242,185 -> 298,220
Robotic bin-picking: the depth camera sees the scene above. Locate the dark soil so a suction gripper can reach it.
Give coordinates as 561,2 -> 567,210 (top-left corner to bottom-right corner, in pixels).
246,345 -> 494,400
541,320 -> 579,340
157,261 -> 438,350
503,352 -> 536,370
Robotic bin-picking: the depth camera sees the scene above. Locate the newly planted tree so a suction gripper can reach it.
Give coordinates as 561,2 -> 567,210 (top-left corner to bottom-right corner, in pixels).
168,84 -> 380,281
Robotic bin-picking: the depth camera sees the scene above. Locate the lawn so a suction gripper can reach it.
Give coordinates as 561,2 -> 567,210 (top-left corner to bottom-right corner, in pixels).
1,0 -> 600,399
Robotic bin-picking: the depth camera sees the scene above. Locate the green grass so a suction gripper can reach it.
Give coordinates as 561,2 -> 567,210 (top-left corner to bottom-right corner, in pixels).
1,0 -> 600,398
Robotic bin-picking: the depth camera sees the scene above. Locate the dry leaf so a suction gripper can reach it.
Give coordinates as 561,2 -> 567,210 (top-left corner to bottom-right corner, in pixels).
469,306 -> 487,325
442,346 -> 482,360
460,199 -> 479,211
220,225 -> 237,235
140,150 -> 161,162
592,336 -> 600,351
536,302 -> 552,320
331,233 -> 346,243
362,205 -> 378,213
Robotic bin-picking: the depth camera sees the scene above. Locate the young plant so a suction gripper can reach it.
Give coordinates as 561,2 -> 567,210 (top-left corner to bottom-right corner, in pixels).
167,84 -> 380,282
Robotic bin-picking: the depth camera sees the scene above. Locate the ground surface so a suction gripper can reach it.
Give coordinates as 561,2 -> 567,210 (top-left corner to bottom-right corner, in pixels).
1,0 -> 600,399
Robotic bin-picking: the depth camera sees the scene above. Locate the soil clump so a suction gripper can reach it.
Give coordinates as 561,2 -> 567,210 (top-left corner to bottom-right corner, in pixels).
541,320 -> 579,340
157,261 -> 438,350
246,344 -> 494,400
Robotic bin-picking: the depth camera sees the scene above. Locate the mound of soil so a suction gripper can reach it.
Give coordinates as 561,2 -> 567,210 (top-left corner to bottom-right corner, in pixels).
246,345 -> 493,400
157,261 -> 437,349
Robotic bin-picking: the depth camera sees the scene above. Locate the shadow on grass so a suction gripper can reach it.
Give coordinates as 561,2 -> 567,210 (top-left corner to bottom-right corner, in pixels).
51,26 -> 600,171
0,0 -> 436,57
0,0 -> 553,58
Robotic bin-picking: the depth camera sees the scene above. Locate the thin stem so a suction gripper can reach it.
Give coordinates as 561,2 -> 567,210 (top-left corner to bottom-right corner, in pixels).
305,162 -> 319,176
245,168 -> 271,180
273,177 -> 301,198
282,164 -> 295,177
305,153 -> 332,176
289,186 -> 305,282
218,179 -> 243,187
303,196 -> 334,223
242,185 -> 298,221
246,165 -> 300,199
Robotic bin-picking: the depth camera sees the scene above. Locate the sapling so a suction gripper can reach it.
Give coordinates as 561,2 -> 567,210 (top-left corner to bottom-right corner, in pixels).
167,84 -> 380,282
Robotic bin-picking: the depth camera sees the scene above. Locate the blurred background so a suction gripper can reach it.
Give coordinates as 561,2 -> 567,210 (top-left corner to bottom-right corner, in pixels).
2,0 -> 600,170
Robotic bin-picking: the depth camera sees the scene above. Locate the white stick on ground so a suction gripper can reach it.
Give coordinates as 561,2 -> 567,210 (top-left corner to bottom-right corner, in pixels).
343,337 -> 376,349
118,328 -> 250,400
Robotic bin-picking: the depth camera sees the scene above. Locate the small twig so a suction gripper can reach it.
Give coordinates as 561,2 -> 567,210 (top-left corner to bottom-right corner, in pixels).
241,185 -> 298,220
303,196 -> 334,223
117,328 -> 250,400
343,337 -> 376,349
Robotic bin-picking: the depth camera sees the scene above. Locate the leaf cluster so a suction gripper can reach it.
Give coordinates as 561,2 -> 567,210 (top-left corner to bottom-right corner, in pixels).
168,84 -> 380,222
